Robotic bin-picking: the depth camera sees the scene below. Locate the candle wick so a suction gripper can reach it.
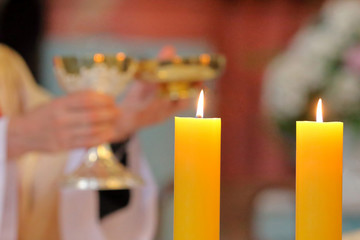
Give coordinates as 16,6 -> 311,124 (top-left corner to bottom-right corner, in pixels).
196,115 -> 203,118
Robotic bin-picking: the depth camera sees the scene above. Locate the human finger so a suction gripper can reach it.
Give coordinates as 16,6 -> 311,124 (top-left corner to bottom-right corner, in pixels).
51,122 -> 112,149
66,123 -> 116,140
57,91 -> 116,110
53,107 -> 118,127
136,81 -> 159,100
171,98 -> 191,112
158,98 -> 190,120
69,128 -> 116,149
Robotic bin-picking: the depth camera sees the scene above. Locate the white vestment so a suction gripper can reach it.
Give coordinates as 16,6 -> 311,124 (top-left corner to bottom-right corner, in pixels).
0,44 -> 158,240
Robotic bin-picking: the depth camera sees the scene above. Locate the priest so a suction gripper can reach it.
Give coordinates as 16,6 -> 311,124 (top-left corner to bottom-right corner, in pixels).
0,44 -> 189,240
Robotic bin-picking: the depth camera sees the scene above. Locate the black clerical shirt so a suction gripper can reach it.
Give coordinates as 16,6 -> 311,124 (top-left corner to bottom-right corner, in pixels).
98,141 -> 130,219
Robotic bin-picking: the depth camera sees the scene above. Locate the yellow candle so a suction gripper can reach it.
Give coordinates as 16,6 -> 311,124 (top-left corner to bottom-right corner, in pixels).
296,99 -> 343,240
174,90 -> 221,240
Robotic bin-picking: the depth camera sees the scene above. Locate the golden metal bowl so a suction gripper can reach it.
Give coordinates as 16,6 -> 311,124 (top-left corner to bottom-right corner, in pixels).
53,54 -> 143,190
137,54 -> 226,99
53,53 -> 138,96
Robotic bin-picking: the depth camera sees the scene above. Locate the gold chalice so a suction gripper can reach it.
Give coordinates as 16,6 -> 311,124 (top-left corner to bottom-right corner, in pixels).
53,53 -> 143,190
137,54 -> 226,99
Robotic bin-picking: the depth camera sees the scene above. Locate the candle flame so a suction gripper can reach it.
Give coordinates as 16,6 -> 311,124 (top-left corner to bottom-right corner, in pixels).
316,98 -> 323,122
196,90 -> 204,118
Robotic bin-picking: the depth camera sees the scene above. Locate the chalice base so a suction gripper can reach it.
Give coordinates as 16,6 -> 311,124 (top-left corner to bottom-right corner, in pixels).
62,144 -> 144,190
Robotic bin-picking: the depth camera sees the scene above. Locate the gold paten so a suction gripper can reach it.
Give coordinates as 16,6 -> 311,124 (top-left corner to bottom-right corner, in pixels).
137,54 -> 226,99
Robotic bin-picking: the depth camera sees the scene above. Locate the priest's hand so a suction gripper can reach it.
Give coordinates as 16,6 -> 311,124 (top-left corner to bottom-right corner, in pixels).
112,46 -> 195,141
7,91 -> 118,158
114,81 -> 191,141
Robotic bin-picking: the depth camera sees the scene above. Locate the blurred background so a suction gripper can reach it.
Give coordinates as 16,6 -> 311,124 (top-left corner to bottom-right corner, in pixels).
3,0 -> 360,239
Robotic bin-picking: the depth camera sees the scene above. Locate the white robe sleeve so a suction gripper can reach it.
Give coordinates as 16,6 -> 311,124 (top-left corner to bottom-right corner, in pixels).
100,138 -> 158,240
60,138 -> 158,240
60,148 -> 106,240
0,117 -> 18,240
